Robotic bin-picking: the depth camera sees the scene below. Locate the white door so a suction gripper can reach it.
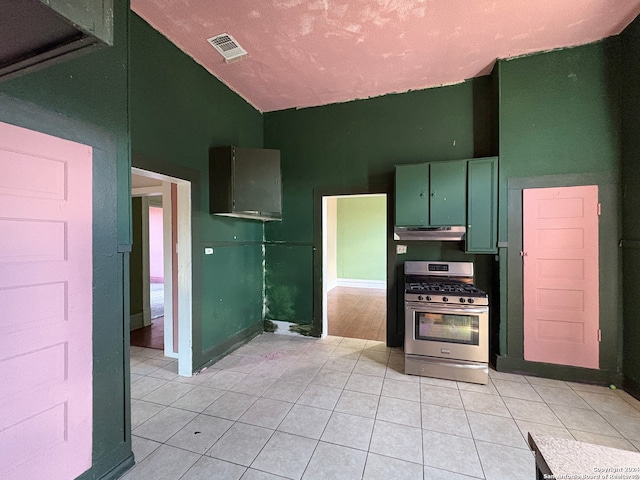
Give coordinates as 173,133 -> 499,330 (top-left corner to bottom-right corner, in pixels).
0,121 -> 93,479
523,185 -> 599,369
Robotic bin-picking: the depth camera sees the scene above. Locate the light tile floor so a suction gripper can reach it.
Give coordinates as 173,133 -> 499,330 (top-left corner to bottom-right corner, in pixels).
123,333 -> 640,480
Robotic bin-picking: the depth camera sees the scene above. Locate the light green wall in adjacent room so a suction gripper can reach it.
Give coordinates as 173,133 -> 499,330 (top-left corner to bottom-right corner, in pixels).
336,195 -> 387,282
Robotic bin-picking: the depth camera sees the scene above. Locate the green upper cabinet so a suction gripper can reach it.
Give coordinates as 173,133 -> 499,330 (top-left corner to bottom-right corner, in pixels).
429,160 -> 467,226
395,163 -> 429,227
466,157 -> 498,253
395,156 -> 499,253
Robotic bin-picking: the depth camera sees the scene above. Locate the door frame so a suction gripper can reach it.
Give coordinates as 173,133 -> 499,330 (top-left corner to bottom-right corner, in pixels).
502,171 -> 621,380
131,161 -> 194,376
312,185 -> 397,344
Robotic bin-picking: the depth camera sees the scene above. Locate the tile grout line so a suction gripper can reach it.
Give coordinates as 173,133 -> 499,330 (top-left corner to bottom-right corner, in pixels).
127,337 -> 640,479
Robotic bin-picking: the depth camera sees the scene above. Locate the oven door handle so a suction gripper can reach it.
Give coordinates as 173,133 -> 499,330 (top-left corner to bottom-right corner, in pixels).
405,303 -> 488,315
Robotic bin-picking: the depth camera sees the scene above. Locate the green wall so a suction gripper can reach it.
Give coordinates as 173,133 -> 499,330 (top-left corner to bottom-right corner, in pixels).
264,78 -> 496,343
497,40 -> 623,382
621,17 -> 640,392
0,0 -> 133,477
128,13 -> 265,370
263,37 -> 632,383
337,196 -> 387,281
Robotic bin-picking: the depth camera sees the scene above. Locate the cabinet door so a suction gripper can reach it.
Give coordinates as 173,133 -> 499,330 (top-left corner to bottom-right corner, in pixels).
395,163 -> 429,227
429,160 -> 467,226
234,147 -> 281,216
466,157 -> 498,253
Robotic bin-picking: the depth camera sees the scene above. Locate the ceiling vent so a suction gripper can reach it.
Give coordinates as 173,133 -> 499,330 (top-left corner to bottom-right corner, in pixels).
207,33 -> 247,63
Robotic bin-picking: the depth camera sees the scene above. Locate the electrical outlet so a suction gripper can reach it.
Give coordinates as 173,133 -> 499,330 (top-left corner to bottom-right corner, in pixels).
396,245 -> 407,254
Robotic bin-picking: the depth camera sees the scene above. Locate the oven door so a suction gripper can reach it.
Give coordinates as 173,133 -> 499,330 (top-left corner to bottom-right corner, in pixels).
404,302 -> 488,363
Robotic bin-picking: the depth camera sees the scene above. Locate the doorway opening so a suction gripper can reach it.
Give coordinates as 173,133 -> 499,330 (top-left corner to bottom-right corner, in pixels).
129,194 -> 165,350
130,167 -> 193,376
322,194 -> 387,341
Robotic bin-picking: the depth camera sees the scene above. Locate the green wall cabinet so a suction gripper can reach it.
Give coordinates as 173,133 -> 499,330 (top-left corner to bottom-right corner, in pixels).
395,162 -> 429,227
429,160 -> 467,226
395,157 -> 498,253
210,146 -> 282,221
466,157 -> 498,253
395,160 -> 467,227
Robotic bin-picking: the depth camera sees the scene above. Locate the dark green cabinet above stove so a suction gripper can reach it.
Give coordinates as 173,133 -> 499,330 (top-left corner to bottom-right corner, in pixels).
466,157 -> 498,253
394,157 -> 498,253
395,159 -> 466,227
429,160 -> 467,226
394,162 -> 429,227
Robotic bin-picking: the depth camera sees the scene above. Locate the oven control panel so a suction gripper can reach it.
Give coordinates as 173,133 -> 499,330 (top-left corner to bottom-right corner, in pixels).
428,264 -> 449,272
407,293 -> 488,306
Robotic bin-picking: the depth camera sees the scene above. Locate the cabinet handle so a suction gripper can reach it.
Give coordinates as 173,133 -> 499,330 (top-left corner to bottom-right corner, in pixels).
419,191 -> 425,198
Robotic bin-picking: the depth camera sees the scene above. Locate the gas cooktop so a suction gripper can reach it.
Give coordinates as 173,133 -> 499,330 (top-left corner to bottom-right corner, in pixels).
404,261 -> 488,306
406,280 -> 486,296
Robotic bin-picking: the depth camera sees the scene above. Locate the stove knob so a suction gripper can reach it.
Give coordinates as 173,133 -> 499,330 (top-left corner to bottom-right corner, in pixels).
468,298 -> 474,304
442,297 -> 448,302
459,298 -> 466,303
426,296 -> 432,302
418,295 -> 423,301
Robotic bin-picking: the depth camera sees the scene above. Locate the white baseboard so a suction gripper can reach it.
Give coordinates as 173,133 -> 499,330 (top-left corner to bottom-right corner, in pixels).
143,307 -> 152,327
336,278 -> 386,289
130,312 -> 144,330
327,279 -> 338,291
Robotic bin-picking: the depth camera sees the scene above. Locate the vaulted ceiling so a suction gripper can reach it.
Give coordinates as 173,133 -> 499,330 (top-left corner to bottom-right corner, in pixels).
132,0 -> 640,113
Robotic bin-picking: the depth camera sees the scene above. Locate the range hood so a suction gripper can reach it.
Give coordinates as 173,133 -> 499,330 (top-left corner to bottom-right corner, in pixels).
209,146 -> 282,222
394,226 -> 466,241
0,0 -> 113,80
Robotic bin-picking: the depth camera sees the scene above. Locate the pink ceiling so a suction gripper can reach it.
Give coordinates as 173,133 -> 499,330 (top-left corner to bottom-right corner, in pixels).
132,0 -> 640,112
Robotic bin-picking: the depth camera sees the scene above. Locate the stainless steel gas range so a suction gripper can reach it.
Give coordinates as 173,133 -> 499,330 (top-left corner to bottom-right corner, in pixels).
404,261 -> 489,385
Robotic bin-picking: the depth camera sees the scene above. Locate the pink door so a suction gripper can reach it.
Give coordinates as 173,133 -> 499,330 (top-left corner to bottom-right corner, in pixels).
523,186 -> 599,369
0,122 -> 93,479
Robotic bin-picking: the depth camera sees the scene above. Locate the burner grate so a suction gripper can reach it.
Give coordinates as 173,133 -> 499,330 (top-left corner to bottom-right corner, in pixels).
406,281 -> 486,296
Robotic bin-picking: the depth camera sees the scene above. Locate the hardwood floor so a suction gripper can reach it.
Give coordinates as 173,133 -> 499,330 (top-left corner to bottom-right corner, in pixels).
131,286 -> 386,348
327,286 -> 386,342
130,316 -> 164,350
